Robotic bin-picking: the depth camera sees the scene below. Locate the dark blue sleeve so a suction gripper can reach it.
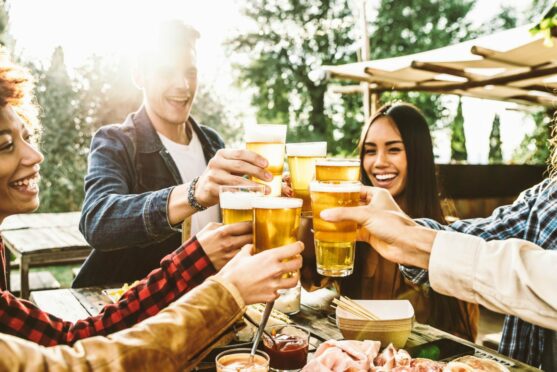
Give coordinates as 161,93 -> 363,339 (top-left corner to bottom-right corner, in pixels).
79,127 -> 175,252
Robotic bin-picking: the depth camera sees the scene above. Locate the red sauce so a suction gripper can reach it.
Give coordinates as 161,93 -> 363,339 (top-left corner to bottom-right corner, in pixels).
263,334 -> 309,370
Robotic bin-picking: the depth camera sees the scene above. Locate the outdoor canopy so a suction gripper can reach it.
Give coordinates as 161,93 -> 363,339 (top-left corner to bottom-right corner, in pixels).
323,25 -> 557,107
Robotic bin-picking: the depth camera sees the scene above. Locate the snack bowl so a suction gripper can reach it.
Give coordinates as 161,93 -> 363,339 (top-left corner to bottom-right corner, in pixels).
336,300 -> 414,348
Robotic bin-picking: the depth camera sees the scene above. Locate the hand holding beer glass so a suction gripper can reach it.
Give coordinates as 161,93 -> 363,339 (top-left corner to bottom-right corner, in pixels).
310,181 -> 361,277
286,142 -> 327,215
245,124 -> 287,197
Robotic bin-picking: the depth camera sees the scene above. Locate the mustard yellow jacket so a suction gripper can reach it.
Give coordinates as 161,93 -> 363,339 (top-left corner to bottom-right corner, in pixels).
0,276 -> 245,371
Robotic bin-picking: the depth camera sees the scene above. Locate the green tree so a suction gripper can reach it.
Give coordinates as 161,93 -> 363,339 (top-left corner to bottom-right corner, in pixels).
33,47 -> 90,212
488,114 -> 503,163
0,0 -> 10,47
512,108 -> 555,164
228,0 -> 478,155
227,0 -> 359,154
450,99 -> 467,162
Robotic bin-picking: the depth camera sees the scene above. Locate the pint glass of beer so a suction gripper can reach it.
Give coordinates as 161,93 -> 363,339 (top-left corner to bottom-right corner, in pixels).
219,185 -> 265,224
310,181 -> 361,277
252,196 -> 302,254
245,124 -> 287,196
315,159 -> 360,182
286,142 -> 327,215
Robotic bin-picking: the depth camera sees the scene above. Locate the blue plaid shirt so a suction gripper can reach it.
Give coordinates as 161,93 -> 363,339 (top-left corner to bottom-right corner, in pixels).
401,178 -> 557,367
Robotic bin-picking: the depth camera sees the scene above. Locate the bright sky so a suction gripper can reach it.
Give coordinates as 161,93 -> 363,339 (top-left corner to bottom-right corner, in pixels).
6,0 -> 541,163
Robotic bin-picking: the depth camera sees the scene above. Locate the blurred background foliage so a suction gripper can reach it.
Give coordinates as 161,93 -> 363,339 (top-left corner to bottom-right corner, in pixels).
0,0 -> 555,212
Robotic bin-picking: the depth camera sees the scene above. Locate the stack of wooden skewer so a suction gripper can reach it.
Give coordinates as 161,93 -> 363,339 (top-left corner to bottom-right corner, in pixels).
332,296 -> 380,320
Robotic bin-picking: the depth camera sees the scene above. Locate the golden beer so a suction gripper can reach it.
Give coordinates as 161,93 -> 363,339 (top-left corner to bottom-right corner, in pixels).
219,185 -> 265,224
315,159 -> 360,182
286,142 -> 327,215
252,197 -> 302,253
245,124 -> 287,197
310,181 -> 361,277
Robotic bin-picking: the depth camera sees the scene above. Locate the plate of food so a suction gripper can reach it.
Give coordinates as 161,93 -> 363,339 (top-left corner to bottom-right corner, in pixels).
301,339 -> 511,371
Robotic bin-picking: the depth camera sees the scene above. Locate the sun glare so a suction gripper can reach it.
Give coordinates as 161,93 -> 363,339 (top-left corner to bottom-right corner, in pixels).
8,0 -> 244,77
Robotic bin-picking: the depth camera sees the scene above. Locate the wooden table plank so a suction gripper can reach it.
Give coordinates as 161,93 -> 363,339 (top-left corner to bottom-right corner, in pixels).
0,212 -> 81,232
33,287 -> 541,371
3,226 -> 89,255
30,289 -> 90,323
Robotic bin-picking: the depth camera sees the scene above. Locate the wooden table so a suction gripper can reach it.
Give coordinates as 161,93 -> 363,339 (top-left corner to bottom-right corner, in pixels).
1,212 -> 91,299
30,287 -> 540,371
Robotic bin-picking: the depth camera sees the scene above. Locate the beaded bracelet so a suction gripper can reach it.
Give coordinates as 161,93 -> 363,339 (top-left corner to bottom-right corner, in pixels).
187,176 -> 207,211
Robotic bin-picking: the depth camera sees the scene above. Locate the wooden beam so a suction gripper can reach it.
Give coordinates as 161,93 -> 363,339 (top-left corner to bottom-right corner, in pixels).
370,65 -> 557,93
330,85 -> 365,94
410,61 -> 473,80
470,46 -> 531,68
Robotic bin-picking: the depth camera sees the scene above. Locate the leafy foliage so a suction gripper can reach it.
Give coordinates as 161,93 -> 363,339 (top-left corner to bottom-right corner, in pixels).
488,114 -> 503,163
227,0 -> 360,154
31,48 -> 91,212
450,99 -> 467,162
228,0 -> 478,155
512,109 -> 555,165
530,1 -> 557,46
0,0 -> 7,46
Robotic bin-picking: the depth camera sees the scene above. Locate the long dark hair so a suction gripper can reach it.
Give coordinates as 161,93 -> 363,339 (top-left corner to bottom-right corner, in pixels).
358,102 -> 446,223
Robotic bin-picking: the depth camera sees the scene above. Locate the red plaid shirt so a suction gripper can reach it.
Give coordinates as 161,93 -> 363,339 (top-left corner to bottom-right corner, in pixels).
0,237 -> 216,346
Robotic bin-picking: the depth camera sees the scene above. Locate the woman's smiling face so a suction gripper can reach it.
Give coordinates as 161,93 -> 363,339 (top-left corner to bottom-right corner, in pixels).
362,116 -> 408,199
0,105 -> 43,222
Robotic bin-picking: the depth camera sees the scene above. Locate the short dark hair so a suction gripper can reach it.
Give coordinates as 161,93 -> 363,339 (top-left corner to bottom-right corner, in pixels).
358,102 -> 445,222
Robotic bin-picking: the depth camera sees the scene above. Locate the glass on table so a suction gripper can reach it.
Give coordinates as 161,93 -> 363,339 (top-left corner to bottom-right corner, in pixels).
310,181 -> 361,277
315,159 -> 360,182
262,324 -> 310,371
245,124 -> 287,197
219,185 -> 266,224
286,142 -> 327,215
216,348 -> 270,372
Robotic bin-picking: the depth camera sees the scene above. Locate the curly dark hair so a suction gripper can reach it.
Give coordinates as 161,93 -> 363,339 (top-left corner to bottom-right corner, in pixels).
0,47 -> 39,134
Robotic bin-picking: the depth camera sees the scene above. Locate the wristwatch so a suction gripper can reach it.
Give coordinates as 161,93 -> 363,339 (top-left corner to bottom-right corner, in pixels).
187,176 -> 207,211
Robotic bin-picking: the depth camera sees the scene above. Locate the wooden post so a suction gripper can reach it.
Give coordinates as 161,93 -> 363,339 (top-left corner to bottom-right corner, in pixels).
360,0 -> 371,120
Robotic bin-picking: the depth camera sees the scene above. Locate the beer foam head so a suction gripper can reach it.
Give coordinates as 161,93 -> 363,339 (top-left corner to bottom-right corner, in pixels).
310,181 -> 362,193
252,196 -> 303,209
315,159 -> 360,167
220,191 -> 263,210
245,124 -> 287,143
286,142 -> 327,157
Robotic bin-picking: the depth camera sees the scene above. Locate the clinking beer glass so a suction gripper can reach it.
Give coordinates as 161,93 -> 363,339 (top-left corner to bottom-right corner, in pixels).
252,196 -> 302,279
315,159 -> 360,182
310,181 -> 361,277
219,185 -> 265,224
286,142 -> 327,215
245,124 -> 287,197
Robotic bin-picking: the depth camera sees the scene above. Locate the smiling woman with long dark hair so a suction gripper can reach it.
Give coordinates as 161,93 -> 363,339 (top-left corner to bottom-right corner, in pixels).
342,102 -> 479,341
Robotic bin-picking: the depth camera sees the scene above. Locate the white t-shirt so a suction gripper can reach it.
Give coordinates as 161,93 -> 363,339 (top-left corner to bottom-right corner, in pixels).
158,131 -> 220,237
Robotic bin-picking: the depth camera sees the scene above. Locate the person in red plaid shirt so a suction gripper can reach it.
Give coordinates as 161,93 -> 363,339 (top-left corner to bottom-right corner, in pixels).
0,47 -> 300,351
